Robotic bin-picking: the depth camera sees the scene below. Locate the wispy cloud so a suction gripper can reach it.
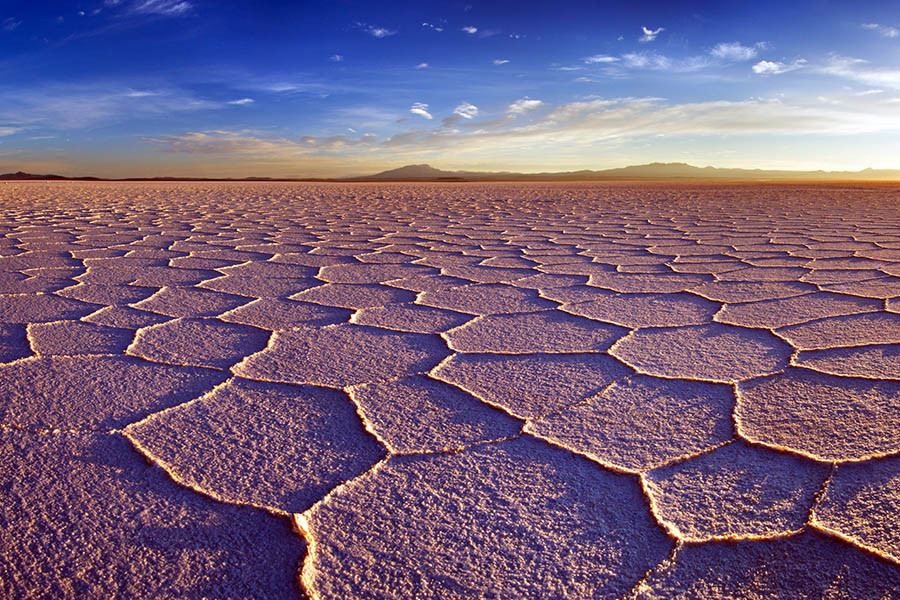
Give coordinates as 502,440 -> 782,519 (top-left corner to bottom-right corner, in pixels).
862,23 -> 900,38
330,54 -> 343,62
358,23 -> 396,38
380,96 -> 900,157
461,26 -> 478,34
260,81 -> 332,94
584,54 -> 619,64
141,94 -> 900,171
752,59 -> 806,75
0,127 -> 22,136
710,42 -> 759,61
145,131 -> 305,155
640,26 -> 664,43
130,0 -> 192,16
621,51 -> 709,72
2,17 -> 22,32
125,89 -> 160,97
453,102 -> 478,119
144,130 -> 376,156
415,62 -> 429,69
227,98 -> 254,105
0,85 -> 222,129
493,59 -> 510,65
409,102 -> 433,119
820,54 -> 900,89
508,98 -> 544,114
422,22 -> 444,32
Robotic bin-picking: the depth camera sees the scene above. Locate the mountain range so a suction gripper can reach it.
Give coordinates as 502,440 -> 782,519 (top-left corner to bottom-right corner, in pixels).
355,163 -> 900,181
4,163 -> 900,182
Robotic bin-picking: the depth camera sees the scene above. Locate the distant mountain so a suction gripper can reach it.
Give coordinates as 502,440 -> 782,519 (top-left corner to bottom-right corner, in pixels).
0,171 -> 100,181
4,163 -> 900,182
357,162 -> 900,181
362,164 -> 453,179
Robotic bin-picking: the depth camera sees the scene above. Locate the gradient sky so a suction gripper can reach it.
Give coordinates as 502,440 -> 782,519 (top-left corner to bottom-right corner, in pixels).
2,0 -> 900,177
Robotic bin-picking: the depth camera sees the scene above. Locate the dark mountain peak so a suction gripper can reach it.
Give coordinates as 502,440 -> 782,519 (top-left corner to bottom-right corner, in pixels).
363,164 -> 452,179
0,171 -> 99,181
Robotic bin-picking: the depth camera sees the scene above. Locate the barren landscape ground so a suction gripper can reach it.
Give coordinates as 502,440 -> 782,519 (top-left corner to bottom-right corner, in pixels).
3,181 -> 900,599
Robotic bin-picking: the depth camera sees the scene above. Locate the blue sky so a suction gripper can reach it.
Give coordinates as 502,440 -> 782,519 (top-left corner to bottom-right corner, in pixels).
1,0 -> 900,177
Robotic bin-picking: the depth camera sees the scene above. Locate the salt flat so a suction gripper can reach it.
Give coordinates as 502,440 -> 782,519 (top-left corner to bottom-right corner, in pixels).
2,181 -> 900,599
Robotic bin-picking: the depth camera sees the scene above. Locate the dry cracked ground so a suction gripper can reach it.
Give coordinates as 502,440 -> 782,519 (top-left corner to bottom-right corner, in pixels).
2,180 -> 900,599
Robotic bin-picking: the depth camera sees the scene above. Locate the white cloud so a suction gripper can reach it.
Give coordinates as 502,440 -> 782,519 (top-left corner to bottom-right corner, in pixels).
621,52 -> 670,70
141,95 -> 900,170
125,90 -> 160,97
821,55 -> 900,89
0,85 -> 222,129
619,52 -> 711,72
131,0 -> 192,16
381,95 -> 900,156
493,59 -> 510,65
330,54 -> 343,62
584,54 -> 619,64
409,102 -> 433,119
144,130 -> 377,157
453,102 -> 479,119
0,127 -> 22,136
365,25 -> 396,38
227,98 -> 254,105
508,98 -> 544,114
3,18 -> 22,31
415,62 -> 429,69
640,26 -> 664,43
422,22 -> 444,32
462,26 -> 478,34
752,59 -> 807,75
711,42 -> 758,62
862,23 -> 900,38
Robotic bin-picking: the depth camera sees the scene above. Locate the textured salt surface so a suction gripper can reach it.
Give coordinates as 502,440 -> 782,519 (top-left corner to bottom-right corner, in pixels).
3,181 -> 900,598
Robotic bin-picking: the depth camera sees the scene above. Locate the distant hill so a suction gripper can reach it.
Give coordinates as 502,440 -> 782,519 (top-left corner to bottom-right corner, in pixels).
0,171 -> 100,181
4,163 -> 900,182
356,162 -> 900,181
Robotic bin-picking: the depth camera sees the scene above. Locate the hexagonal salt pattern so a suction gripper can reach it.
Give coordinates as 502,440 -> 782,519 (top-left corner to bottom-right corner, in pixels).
4,181 -> 900,599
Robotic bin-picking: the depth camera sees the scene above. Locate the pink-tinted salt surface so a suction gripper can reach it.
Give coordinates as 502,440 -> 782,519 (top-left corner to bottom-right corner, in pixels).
2,181 -> 900,599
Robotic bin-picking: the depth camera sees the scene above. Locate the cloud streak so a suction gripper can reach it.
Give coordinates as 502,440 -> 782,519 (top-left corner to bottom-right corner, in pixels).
820,55 -> 900,89
508,98 -> 544,114
752,59 -> 807,75
0,85 -> 223,129
143,94 -> 900,174
862,23 -> 900,38
130,0 -> 192,16
584,54 -> 619,64
711,42 -> 759,62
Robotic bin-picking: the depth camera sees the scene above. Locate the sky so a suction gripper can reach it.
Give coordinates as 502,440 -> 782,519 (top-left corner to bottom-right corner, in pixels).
1,0 -> 900,177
